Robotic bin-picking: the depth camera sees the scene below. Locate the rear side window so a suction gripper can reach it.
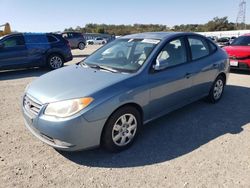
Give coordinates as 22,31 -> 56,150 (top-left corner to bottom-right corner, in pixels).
2,35 -> 25,47
188,36 -> 209,60
47,35 -> 58,43
208,40 -> 217,53
25,35 -> 48,44
73,33 -> 82,37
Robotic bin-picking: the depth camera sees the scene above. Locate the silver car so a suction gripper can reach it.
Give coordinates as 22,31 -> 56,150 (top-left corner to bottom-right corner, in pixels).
62,32 -> 86,50
22,32 -> 229,152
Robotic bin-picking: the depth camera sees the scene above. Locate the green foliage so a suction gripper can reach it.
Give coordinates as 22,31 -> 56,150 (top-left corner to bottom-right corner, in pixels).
64,17 -> 250,35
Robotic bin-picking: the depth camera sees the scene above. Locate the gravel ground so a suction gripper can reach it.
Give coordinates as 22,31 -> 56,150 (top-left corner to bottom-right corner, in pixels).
0,45 -> 250,188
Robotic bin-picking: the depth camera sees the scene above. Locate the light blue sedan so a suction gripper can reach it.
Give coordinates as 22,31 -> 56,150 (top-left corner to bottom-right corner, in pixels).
22,32 -> 229,152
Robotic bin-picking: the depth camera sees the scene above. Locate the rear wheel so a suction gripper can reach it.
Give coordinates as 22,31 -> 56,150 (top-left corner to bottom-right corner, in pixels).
78,42 -> 85,50
47,54 -> 64,70
101,106 -> 141,152
207,75 -> 225,103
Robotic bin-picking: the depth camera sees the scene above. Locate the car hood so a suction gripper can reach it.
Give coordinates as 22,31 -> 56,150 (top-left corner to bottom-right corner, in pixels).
26,65 -> 131,104
223,46 -> 250,58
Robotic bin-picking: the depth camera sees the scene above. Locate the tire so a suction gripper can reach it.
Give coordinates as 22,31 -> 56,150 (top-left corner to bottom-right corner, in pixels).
102,41 -> 105,45
47,54 -> 64,70
207,75 -> 225,103
78,42 -> 85,50
101,106 -> 142,152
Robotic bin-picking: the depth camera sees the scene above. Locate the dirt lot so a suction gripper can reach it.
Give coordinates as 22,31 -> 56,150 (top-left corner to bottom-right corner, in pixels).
0,45 -> 250,188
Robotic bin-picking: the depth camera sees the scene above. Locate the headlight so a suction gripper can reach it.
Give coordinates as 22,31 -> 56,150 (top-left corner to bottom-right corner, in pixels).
44,97 -> 93,118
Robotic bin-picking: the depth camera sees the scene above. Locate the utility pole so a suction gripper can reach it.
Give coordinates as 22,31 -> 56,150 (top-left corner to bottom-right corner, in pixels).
236,0 -> 247,30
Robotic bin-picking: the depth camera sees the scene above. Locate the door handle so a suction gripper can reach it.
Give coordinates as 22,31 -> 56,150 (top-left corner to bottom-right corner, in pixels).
213,63 -> 219,68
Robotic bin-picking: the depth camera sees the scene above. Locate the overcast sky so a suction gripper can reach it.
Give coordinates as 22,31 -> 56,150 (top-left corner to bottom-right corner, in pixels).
0,0 -> 249,32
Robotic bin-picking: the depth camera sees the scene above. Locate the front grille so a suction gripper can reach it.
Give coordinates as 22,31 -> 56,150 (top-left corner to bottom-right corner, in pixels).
229,56 -> 250,60
23,95 -> 42,116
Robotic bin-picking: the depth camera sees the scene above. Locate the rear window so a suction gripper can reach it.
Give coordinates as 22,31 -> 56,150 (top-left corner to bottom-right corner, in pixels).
25,34 -> 48,44
231,36 -> 250,46
208,40 -> 217,53
188,36 -> 210,60
73,33 -> 82,37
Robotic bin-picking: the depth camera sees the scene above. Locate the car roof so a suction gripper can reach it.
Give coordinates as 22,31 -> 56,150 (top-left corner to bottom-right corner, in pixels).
121,32 -> 198,40
2,33 -> 50,37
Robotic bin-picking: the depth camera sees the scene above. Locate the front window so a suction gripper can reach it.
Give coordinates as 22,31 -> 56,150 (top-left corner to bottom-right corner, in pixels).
156,38 -> 187,68
231,36 -> 250,46
83,38 -> 160,73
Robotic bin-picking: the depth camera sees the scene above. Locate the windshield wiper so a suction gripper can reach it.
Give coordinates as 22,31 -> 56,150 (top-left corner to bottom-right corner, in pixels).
87,64 -> 119,73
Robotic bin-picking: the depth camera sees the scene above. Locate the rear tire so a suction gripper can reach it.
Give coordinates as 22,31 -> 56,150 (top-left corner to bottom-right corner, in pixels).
47,54 -> 64,70
207,75 -> 225,103
78,42 -> 85,50
101,106 -> 141,152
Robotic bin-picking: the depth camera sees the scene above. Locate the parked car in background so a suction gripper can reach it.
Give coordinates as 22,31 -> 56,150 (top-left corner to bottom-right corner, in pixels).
62,32 -> 86,50
87,37 -> 106,45
0,33 -> 72,70
216,37 -> 230,47
207,36 -> 218,42
223,34 -> 250,70
22,32 -> 229,152
229,36 -> 237,44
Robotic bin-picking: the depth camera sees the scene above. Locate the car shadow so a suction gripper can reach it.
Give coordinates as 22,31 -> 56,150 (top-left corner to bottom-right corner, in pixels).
230,69 -> 250,75
72,54 -> 89,58
59,85 -> 250,168
0,68 -> 49,81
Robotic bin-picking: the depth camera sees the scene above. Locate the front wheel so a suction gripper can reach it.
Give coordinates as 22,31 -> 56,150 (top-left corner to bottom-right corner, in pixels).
101,106 -> 141,152
207,75 -> 225,103
47,54 -> 64,70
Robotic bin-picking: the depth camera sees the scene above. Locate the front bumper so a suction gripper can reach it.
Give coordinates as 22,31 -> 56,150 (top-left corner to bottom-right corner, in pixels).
22,96 -> 106,151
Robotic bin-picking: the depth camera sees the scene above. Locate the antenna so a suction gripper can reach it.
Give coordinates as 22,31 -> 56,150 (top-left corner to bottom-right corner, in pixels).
236,0 -> 247,29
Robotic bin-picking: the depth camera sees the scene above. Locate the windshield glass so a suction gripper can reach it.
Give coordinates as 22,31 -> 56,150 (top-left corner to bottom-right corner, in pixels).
83,38 -> 160,73
231,36 -> 250,46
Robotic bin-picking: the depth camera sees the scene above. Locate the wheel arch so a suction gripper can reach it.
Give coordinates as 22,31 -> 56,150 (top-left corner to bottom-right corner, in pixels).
46,51 -> 65,63
217,72 -> 227,83
100,102 -> 143,144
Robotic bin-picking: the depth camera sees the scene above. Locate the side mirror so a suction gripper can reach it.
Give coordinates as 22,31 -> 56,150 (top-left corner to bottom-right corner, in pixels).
153,59 -> 169,71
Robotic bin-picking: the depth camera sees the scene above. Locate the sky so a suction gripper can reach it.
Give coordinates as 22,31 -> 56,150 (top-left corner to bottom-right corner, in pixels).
0,0 -> 249,32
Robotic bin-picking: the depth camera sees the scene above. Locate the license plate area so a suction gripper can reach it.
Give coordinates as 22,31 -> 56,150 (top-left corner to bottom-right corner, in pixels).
230,60 -> 238,66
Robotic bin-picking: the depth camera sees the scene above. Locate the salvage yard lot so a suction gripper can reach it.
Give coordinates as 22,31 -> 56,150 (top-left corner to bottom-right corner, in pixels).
0,45 -> 250,187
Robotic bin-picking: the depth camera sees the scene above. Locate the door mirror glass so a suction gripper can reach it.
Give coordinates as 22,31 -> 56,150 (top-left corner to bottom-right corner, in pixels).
153,58 -> 169,71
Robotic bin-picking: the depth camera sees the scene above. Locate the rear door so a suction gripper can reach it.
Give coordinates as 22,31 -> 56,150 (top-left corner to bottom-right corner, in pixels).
0,34 -> 27,69
24,34 -> 49,66
186,36 -> 219,97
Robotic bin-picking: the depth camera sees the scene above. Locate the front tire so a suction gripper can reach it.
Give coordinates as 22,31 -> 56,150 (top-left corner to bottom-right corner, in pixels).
47,54 -> 64,70
101,106 -> 141,152
207,75 -> 225,103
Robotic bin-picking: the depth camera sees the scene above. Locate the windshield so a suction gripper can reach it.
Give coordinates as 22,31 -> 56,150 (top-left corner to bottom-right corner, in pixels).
231,36 -> 250,46
83,38 -> 160,73
217,38 -> 229,42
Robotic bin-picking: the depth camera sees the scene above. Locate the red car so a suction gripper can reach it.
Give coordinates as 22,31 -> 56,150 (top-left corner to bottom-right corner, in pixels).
223,34 -> 250,70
